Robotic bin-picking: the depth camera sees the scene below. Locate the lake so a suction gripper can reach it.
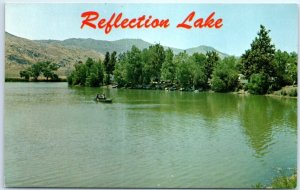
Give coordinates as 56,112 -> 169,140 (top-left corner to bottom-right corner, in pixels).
4,82 -> 297,188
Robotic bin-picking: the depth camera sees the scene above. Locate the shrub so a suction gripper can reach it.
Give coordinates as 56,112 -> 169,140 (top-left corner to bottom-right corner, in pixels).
247,73 -> 269,94
281,90 -> 287,96
288,89 -> 297,97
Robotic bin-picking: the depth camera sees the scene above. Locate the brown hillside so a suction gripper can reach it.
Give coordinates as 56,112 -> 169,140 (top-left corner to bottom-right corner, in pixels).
5,33 -> 103,78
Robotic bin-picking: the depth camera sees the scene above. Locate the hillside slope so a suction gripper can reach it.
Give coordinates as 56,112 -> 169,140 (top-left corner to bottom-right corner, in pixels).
5,33 -> 103,77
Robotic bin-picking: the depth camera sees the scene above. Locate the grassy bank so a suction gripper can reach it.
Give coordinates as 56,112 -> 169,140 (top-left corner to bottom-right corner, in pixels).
254,169 -> 297,189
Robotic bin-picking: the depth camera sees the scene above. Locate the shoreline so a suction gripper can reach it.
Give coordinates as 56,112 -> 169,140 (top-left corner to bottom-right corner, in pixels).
5,80 -> 297,99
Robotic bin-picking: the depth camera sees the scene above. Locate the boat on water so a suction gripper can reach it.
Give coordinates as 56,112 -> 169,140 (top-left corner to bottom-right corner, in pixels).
95,98 -> 112,103
95,93 -> 112,103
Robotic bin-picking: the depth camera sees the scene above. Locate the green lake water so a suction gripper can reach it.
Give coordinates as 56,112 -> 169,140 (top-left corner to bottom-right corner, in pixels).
4,82 -> 297,188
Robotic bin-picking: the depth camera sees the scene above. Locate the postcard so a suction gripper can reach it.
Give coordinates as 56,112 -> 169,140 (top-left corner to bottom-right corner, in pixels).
4,3 -> 298,188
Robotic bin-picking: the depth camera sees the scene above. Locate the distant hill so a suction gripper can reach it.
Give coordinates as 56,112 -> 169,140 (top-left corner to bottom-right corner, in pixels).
5,33 -> 103,77
5,32 -> 229,77
37,38 -> 154,55
185,45 -> 227,58
37,37 -> 228,58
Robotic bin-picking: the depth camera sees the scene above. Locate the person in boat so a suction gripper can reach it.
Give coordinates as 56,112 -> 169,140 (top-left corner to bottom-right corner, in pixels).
96,93 -> 106,100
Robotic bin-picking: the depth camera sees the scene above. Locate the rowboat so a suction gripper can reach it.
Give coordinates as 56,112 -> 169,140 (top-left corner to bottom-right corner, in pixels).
95,98 -> 112,103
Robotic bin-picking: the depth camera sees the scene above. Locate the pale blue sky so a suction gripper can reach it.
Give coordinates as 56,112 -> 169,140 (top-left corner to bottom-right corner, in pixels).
5,3 -> 298,56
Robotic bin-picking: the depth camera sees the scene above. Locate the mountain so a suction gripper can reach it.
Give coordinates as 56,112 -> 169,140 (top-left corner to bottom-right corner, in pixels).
5,33 -> 104,77
5,32 -> 229,77
185,45 -> 227,58
37,38 -> 228,58
37,38 -> 153,55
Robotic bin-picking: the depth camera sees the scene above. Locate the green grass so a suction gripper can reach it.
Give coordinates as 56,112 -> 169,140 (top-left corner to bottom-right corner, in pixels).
271,173 -> 297,189
253,169 -> 297,189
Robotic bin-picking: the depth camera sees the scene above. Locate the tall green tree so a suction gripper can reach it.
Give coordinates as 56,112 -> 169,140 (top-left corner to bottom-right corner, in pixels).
161,48 -> 176,82
109,51 -> 117,75
126,46 -> 143,86
241,25 -> 276,79
205,51 -> 220,80
192,53 -> 208,89
143,44 -> 165,82
174,51 -> 193,87
113,53 -> 127,87
103,52 -> 110,84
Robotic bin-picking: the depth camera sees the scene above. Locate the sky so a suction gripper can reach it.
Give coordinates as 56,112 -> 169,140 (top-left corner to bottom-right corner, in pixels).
5,3 -> 298,56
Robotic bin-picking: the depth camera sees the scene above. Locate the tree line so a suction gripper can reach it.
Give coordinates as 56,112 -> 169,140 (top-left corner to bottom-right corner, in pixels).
20,61 -> 60,81
67,25 -> 297,95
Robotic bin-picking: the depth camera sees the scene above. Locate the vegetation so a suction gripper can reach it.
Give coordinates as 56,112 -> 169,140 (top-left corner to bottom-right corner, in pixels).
253,169 -> 297,189
19,61 -> 60,81
241,25 -> 297,94
67,58 -> 104,87
211,56 -> 239,92
66,25 -> 297,96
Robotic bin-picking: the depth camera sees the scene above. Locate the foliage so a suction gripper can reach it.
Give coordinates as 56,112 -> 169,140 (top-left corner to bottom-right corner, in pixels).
271,169 -> 297,189
19,61 -> 60,81
273,50 -> 298,89
161,48 -> 176,82
191,53 -> 209,89
247,73 -> 269,95
211,56 -> 239,92
241,25 -> 276,79
288,89 -> 297,97
253,169 -> 296,189
113,53 -> 127,87
68,58 -> 104,87
205,51 -> 220,79
65,31 -> 297,95
174,52 -> 193,87
19,70 -> 31,81
143,44 -> 166,82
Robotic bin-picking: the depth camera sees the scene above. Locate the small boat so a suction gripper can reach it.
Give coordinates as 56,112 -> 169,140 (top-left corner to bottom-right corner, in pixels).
95,97 -> 113,103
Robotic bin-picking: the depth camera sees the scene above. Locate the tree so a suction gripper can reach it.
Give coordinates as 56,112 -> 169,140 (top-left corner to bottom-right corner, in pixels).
19,61 -> 60,81
192,53 -> 208,89
241,25 -> 276,79
109,51 -> 117,75
30,62 -> 43,80
174,52 -> 193,87
125,46 -> 143,86
103,52 -> 110,84
68,58 -> 104,87
143,44 -> 165,82
161,48 -> 176,82
41,61 -> 60,80
86,60 -> 104,87
286,52 -> 297,85
113,53 -> 127,87
103,52 -> 110,73
20,70 -> 31,81
205,51 -> 219,80
72,62 -> 88,85
211,56 -> 239,92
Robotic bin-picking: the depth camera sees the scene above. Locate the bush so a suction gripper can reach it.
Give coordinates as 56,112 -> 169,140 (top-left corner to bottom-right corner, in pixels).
247,73 -> 269,94
271,173 -> 297,188
211,77 -> 226,92
281,90 -> 287,96
211,56 -> 239,92
288,89 -> 297,97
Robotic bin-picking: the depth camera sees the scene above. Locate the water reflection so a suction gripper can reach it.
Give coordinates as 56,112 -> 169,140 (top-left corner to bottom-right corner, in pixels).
5,83 -> 296,188
70,87 -> 296,158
